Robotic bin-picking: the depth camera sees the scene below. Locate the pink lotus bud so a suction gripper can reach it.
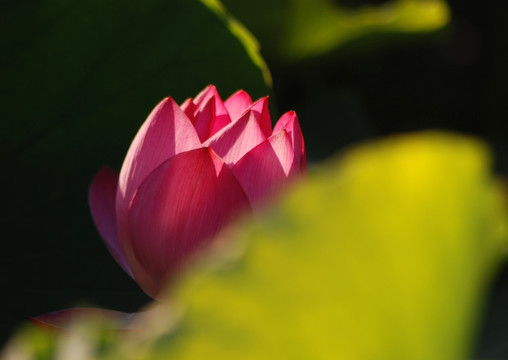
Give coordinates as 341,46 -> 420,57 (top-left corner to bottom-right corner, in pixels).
89,85 -> 306,298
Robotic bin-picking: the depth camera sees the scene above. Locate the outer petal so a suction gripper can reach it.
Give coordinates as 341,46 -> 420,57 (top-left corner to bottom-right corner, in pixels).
232,130 -> 295,211
224,90 -> 252,122
88,167 -> 132,277
248,96 -> 272,138
31,308 -> 135,332
116,97 -> 201,262
127,148 -> 251,298
193,85 -> 231,137
203,109 -> 267,167
273,110 -> 306,171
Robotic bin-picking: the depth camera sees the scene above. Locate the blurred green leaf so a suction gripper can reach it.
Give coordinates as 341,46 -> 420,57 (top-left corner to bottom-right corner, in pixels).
221,0 -> 450,62
3,132 -> 507,359
154,132 -> 508,359
0,0 -> 269,340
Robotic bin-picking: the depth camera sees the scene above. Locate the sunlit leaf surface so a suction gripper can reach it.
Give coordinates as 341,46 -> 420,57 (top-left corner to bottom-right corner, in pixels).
156,132 -> 508,359
3,132 -> 507,359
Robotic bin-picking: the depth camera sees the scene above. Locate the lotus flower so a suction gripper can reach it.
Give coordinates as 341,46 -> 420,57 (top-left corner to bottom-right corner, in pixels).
89,85 -> 306,299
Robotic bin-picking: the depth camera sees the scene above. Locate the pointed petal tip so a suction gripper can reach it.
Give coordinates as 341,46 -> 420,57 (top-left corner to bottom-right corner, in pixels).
157,96 -> 189,117
249,96 -> 271,137
229,89 -> 249,97
116,93 -> 201,221
97,164 -> 116,173
200,84 -> 216,95
225,90 -> 254,123
251,95 -> 269,106
203,108 -> 267,167
180,97 -> 193,108
90,165 -> 117,184
159,96 -> 174,105
194,84 -> 216,104
180,97 -> 197,124
192,85 -> 231,136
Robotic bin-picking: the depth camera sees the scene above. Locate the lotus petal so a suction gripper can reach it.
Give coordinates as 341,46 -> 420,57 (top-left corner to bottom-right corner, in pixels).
127,148 -> 251,297
224,90 -> 253,122
193,96 -> 216,143
86,87 -> 306,301
248,96 -> 272,137
116,97 -> 201,257
233,130 -> 295,209
203,109 -> 266,167
180,98 -> 196,121
273,110 -> 306,171
88,167 -> 132,277
193,85 -> 231,137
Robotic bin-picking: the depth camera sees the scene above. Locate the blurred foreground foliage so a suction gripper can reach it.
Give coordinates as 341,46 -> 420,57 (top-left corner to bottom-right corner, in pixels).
221,0 -> 450,62
3,132 -> 508,359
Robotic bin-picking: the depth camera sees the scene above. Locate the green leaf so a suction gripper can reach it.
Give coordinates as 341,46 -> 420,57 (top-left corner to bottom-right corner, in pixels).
221,0 -> 450,62
151,132 -> 507,359
0,0 -> 269,336
3,132 -> 507,359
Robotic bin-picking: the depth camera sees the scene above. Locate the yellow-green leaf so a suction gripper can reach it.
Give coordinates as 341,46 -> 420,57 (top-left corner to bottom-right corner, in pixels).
152,132 -> 508,359
3,132 -> 507,360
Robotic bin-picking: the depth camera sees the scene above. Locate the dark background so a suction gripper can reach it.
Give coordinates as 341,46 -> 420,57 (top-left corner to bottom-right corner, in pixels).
1,0 -> 508,357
